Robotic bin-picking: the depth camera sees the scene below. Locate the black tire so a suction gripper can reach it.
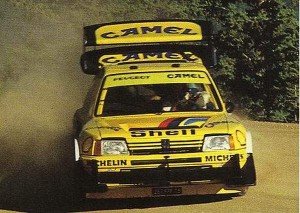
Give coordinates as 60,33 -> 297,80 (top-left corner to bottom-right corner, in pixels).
72,161 -> 86,203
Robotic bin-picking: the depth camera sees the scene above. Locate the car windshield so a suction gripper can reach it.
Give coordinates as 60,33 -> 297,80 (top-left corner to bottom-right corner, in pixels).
102,83 -> 222,116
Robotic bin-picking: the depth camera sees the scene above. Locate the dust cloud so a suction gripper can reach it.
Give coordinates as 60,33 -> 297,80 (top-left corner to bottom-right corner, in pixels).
0,1 -> 158,210
0,2 -> 95,210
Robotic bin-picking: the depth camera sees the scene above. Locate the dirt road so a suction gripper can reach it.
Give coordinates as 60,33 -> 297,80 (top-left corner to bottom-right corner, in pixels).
0,119 -> 298,212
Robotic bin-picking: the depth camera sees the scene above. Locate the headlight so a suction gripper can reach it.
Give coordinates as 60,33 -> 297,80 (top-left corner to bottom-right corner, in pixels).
203,135 -> 231,151
101,140 -> 129,155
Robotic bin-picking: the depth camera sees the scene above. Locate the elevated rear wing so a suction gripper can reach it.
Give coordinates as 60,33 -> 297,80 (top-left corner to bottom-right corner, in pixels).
81,20 -> 216,75
81,44 -> 216,75
83,20 -> 212,46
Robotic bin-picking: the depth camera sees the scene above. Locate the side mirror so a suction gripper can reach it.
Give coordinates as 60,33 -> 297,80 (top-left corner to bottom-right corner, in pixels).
80,52 -> 104,76
225,101 -> 235,113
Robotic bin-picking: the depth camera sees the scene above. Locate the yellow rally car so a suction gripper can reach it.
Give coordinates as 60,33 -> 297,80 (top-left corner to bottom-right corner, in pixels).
73,20 -> 256,199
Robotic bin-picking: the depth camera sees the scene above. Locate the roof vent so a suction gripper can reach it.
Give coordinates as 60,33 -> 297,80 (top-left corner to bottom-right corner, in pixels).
129,65 -> 138,70
171,63 -> 180,68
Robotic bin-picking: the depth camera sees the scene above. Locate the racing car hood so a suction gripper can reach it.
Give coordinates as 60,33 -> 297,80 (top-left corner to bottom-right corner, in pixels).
83,113 -> 245,141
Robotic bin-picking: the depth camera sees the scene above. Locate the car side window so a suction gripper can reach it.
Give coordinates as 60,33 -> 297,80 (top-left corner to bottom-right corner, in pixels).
83,76 -> 102,111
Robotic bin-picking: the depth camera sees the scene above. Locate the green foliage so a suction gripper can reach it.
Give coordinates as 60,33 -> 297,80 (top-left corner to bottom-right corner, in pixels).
4,0 -> 299,122
270,109 -> 290,122
171,0 -> 299,122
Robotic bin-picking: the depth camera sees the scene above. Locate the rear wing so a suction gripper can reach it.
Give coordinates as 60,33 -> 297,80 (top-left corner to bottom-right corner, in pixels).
83,20 -> 212,46
81,20 -> 216,75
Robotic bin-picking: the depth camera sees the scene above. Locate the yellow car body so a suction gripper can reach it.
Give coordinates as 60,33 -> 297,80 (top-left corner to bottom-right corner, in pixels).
74,20 -> 256,199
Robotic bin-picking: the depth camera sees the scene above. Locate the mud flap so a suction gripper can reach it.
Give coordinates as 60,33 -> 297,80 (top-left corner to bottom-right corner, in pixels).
76,160 -> 108,194
241,154 -> 256,186
225,154 -> 256,186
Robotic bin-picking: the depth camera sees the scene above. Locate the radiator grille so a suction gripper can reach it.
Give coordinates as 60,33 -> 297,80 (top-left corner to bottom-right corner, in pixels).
127,140 -> 203,155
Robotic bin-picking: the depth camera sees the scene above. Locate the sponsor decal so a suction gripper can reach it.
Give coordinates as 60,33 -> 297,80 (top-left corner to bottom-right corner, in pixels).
113,75 -> 150,81
167,73 -> 204,79
204,121 -> 236,128
98,160 -> 127,166
203,154 -> 244,162
205,155 -> 234,162
104,72 -> 210,88
158,117 -> 208,128
97,126 -> 121,131
92,22 -> 203,45
100,26 -> 198,39
131,129 -> 196,137
183,117 -> 209,125
158,117 -> 187,128
99,52 -> 201,66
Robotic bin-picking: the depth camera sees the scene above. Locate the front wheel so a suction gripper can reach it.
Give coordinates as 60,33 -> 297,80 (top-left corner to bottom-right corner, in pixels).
72,161 -> 86,202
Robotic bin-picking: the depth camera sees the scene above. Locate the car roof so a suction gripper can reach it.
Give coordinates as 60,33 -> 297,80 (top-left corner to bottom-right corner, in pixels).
102,62 -> 209,76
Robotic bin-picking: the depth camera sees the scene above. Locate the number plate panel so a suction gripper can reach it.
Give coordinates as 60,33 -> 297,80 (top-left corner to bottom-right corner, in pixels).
152,187 -> 182,196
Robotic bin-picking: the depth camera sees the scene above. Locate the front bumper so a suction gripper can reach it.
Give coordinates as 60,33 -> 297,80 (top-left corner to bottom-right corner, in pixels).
78,154 -> 256,198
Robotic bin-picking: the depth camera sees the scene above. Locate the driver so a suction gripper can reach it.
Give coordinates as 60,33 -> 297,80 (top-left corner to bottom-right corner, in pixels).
175,85 -> 214,111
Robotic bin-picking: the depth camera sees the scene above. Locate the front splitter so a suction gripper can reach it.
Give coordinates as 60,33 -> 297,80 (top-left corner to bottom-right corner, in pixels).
86,182 -> 247,199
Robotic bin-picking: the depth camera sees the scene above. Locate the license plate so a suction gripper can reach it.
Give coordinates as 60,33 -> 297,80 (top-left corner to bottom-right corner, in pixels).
152,187 -> 182,196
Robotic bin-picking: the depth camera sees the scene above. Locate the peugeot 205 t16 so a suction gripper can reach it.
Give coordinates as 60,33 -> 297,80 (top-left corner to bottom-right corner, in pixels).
73,20 -> 256,199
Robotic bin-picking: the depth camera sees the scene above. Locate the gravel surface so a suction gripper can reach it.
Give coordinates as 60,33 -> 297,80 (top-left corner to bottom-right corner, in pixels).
0,119 -> 298,212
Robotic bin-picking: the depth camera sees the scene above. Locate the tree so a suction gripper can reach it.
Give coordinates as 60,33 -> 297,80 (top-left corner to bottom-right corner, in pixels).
243,0 -> 298,121
201,0 -> 298,122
